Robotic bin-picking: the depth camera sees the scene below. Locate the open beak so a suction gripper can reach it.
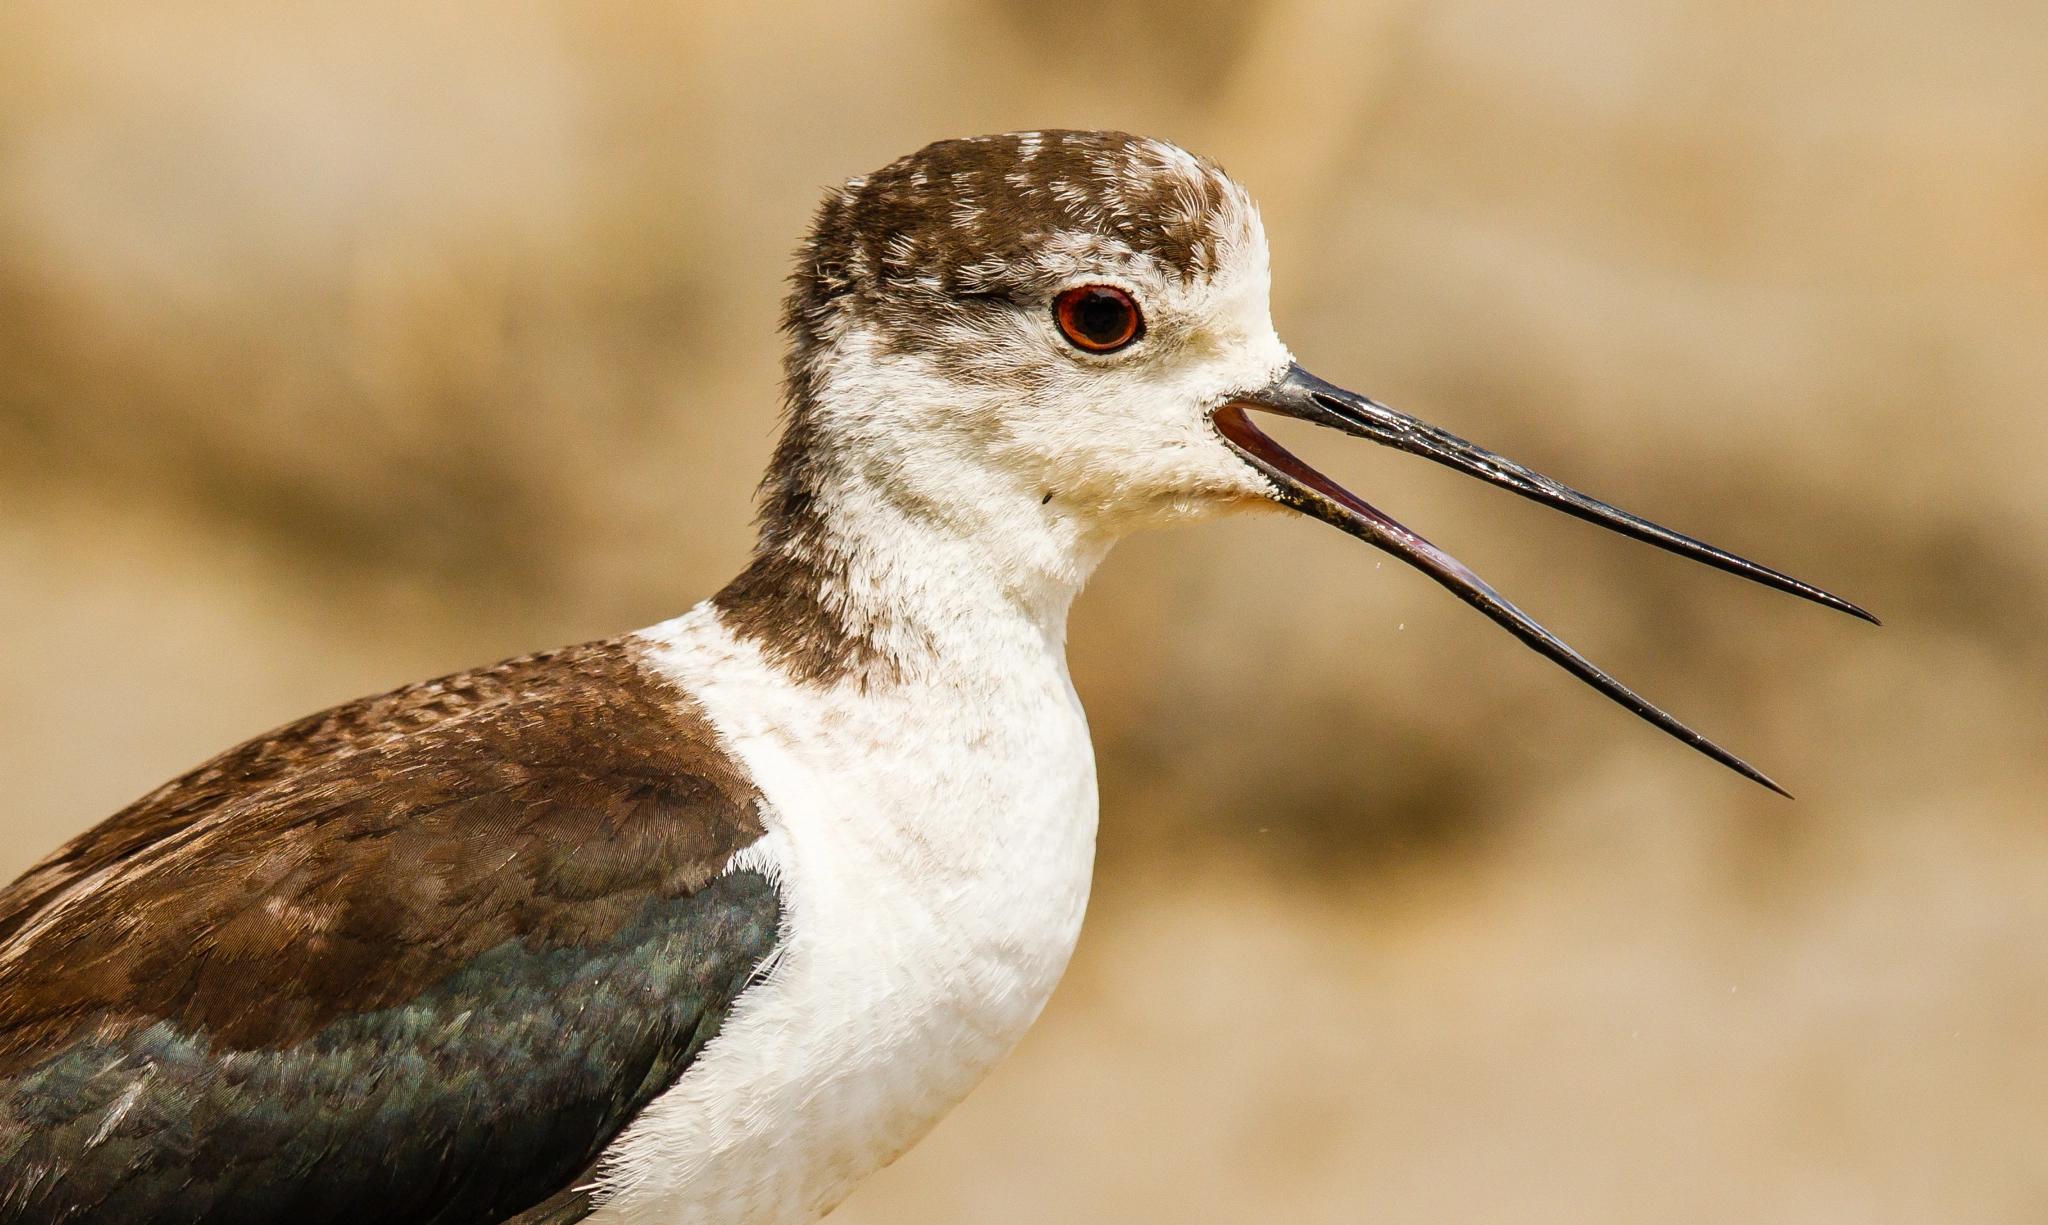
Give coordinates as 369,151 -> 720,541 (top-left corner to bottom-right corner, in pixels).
1214,363 -> 1878,796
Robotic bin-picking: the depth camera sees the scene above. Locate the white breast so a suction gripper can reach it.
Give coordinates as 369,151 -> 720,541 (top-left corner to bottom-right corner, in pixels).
589,604 -> 1099,1225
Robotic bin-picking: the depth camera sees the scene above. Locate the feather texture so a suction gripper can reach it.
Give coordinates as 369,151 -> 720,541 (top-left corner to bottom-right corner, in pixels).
0,639 -> 779,1224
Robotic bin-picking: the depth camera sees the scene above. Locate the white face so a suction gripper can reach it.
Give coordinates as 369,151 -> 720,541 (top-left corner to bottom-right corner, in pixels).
804,212 -> 1297,547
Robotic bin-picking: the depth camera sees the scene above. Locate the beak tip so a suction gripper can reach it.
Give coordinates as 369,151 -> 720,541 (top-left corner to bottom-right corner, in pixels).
1707,746 -> 1794,798
1730,756 -> 1795,798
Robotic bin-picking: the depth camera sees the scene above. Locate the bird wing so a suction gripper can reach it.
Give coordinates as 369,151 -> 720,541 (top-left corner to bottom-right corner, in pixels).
0,638 -> 780,1225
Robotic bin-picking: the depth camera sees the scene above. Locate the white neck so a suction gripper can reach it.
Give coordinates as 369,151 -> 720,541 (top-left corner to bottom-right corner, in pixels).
622,477 -> 1108,1223
713,340 -> 1142,691
802,460 -> 1112,686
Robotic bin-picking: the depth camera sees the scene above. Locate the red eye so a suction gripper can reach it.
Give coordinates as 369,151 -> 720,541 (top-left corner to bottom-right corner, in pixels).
1053,285 -> 1143,353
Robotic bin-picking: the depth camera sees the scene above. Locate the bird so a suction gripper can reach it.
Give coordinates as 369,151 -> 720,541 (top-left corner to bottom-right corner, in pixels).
0,130 -> 1873,1225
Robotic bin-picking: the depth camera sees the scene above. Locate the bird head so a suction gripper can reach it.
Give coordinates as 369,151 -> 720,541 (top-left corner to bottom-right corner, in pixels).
776,130 -> 1289,540
744,130 -> 1873,787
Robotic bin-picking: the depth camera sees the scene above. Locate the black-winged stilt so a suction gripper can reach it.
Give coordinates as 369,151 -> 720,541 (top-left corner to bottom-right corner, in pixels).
0,130 -> 1870,1225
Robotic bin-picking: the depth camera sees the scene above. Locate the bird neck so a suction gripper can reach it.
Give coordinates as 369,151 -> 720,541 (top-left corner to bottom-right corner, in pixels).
711,392 -> 1113,692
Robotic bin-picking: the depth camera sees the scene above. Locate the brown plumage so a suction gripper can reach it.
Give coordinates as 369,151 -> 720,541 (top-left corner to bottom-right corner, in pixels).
0,637 -> 779,1225
0,637 -> 764,1069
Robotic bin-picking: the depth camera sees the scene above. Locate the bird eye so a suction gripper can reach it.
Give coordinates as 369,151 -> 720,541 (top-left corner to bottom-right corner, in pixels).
1053,285 -> 1143,354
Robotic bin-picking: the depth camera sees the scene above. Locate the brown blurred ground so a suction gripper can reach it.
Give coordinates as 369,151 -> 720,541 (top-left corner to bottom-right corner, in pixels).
2,1 -> 2044,1219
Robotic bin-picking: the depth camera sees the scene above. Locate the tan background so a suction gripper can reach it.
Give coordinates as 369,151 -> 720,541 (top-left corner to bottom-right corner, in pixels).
2,1 -> 2044,1220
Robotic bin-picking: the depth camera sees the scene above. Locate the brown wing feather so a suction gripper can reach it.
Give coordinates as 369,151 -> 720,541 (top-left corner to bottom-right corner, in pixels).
0,636 -> 780,1225
0,635 -> 766,1071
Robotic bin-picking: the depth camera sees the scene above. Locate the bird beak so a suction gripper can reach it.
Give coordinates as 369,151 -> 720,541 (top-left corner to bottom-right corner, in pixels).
1213,362 -> 1878,796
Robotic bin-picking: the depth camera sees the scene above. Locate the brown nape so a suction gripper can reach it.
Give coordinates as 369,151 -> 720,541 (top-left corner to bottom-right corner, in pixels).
715,130 -> 1241,685
0,637 -> 766,1073
712,516 -> 900,688
709,359 -> 903,687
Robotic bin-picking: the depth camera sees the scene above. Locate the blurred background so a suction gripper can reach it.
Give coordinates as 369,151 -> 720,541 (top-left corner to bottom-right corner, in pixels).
2,0 -> 2043,1219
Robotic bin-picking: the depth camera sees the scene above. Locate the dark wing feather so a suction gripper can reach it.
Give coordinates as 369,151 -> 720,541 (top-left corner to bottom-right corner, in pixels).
0,638 -> 779,1225
500,1162 -> 601,1225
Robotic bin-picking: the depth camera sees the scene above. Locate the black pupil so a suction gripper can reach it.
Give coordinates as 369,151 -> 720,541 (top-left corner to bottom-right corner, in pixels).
1072,290 -> 1131,344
